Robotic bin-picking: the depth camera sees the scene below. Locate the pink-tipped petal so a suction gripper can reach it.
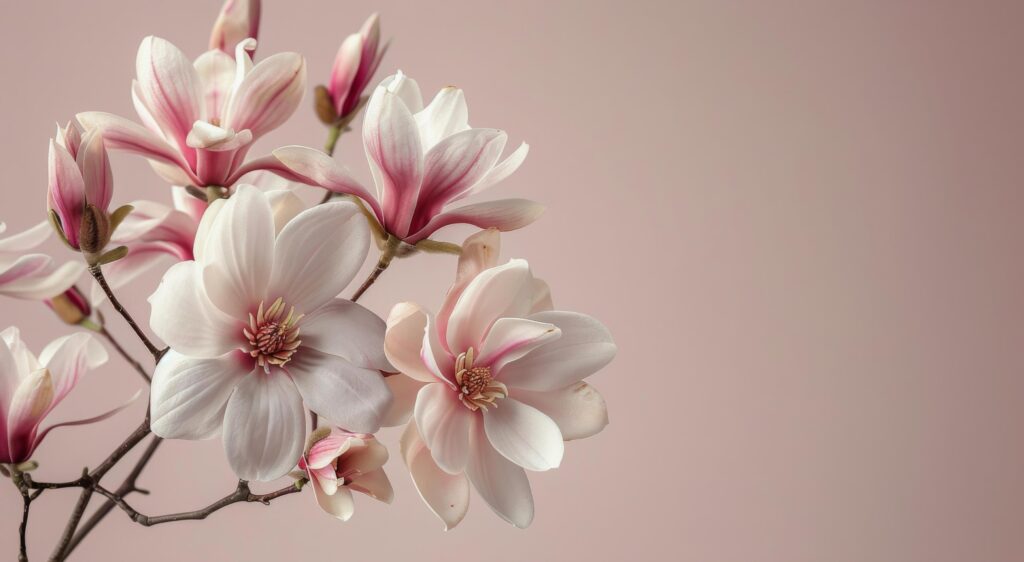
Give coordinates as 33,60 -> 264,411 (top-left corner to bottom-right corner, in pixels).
268,146 -> 383,222
498,311 -> 616,391
76,112 -> 200,185
407,199 -> 544,244
476,317 -> 560,373
413,129 -> 508,227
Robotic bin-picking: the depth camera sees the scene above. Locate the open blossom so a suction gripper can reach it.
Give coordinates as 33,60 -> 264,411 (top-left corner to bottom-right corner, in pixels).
209,0 -> 260,55
77,35 -> 305,190
273,72 -> 542,245
47,123 -> 114,253
297,429 -> 393,520
384,229 -> 615,528
0,328 -> 123,464
148,185 -> 392,481
0,222 -> 83,301
316,13 -> 386,124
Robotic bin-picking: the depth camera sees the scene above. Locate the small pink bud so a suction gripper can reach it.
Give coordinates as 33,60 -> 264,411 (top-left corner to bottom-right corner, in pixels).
210,0 -> 261,55
325,14 -> 386,121
45,286 -> 92,326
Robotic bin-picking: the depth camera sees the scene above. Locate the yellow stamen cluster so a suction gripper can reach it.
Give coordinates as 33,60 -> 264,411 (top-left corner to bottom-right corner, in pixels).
244,298 -> 303,371
455,347 -> 508,411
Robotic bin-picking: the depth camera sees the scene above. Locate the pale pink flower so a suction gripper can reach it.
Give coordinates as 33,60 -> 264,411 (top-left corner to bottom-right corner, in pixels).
47,124 -> 113,251
0,222 -> 84,301
0,328 -> 125,464
384,229 -> 615,528
209,0 -> 260,55
297,429 -> 393,520
324,13 -> 386,121
77,36 -> 305,190
148,185 -> 392,481
272,72 -> 542,245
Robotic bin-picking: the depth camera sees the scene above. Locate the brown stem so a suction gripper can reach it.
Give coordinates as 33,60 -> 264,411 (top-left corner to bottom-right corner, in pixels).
18,488 -> 30,562
95,479 -> 304,527
51,485 -> 92,561
97,323 -> 150,383
89,265 -> 161,360
351,242 -> 397,303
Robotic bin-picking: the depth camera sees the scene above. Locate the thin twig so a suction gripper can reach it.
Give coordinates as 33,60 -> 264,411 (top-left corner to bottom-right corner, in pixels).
351,248 -> 396,303
89,264 -> 161,359
18,488 -> 30,562
96,479 -> 304,527
97,323 -> 151,383
51,484 -> 93,561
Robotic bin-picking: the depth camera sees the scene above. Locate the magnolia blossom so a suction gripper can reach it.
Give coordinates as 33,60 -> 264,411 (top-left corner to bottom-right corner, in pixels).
297,429 -> 393,520
209,0 -> 260,55
78,35 -> 305,190
0,222 -> 83,301
0,328 -> 120,464
384,230 -> 615,528
319,13 -> 386,123
47,122 -> 114,252
148,185 -> 392,481
273,72 -> 542,245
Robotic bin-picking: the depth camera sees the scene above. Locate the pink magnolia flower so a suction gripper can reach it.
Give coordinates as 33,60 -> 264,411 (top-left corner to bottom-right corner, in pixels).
77,36 -> 305,190
297,429 -> 393,520
47,123 -> 113,252
272,72 -> 542,245
209,0 -> 260,55
0,221 -> 84,301
0,328 -> 123,464
322,13 -> 386,122
383,229 -> 615,528
148,185 -> 392,481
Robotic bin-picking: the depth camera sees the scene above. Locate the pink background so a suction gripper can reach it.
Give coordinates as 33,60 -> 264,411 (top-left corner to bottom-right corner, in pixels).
3,0 -> 1024,560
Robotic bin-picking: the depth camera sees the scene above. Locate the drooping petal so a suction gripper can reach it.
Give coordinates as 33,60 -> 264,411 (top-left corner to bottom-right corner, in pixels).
380,374 -> 424,427
482,398 -> 563,471
0,258 -> 83,301
301,299 -> 390,371
267,146 -> 383,222
513,382 -> 608,441
413,383 -> 472,474
476,317 -> 560,374
148,261 -> 243,358
384,302 -> 438,383
135,36 -> 203,158
150,350 -> 249,439
267,202 -> 368,313
224,52 -> 306,139
437,229 -> 501,345
446,259 -> 532,355
37,332 -> 108,410
209,0 -> 261,54
406,199 -> 544,244
286,348 -> 391,434
223,369 -> 305,481
196,185 -> 273,318
400,422 -> 469,530
498,311 -> 616,391
363,81 -> 424,237
76,112 -> 199,185
412,129 -> 507,227
414,87 -> 469,150
466,416 -> 533,528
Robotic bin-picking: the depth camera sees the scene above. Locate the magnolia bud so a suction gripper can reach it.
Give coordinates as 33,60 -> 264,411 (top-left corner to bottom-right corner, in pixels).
46,286 -> 92,326
210,0 -> 261,55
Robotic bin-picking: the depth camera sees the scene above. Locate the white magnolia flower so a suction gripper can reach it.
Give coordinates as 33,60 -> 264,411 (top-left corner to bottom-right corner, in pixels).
148,185 -> 393,481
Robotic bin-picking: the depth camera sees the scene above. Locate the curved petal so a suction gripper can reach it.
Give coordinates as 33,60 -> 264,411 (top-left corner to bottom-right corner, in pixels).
76,128 -> 113,210
457,142 -> 529,201
377,72 -> 423,113
38,332 -> 108,409
223,369 -> 305,481
414,383 -> 472,474
513,382 -> 608,441
267,202 -> 368,314
135,36 -> 202,158
76,112 -> 199,185
498,311 -> 616,391
5,368 -> 53,461
466,416 -> 533,528
415,87 -> 470,150
301,299 -> 390,371
312,479 -> 355,521
47,140 -> 85,247
341,438 -> 389,474
446,259 -> 532,356
364,82 -> 424,237
348,467 -> 393,503
0,221 -> 52,253
150,350 -> 249,439
384,302 -> 437,383
194,49 -> 236,121
224,52 -> 306,139
436,228 -> 501,343
327,33 -> 363,112
413,129 -> 507,225
148,261 -> 243,358
264,189 -> 307,234
400,423 -> 469,530
0,259 -> 83,301
209,0 -> 261,54
286,348 -> 391,434
268,146 -> 382,222
407,199 -> 544,244
380,374 -> 424,427
476,317 -> 560,373
482,398 -> 563,471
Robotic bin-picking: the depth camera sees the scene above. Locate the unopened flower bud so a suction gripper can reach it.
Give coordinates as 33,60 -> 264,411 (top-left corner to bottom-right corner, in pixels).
324,14 -> 385,122
45,286 -> 92,326
80,204 -> 112,259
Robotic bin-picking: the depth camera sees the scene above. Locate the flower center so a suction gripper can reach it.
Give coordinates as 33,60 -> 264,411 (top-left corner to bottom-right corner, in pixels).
243,298 -> 303,372
455,347 -> 508,412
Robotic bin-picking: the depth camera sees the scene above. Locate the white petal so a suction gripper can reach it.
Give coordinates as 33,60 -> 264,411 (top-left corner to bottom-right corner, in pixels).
0,221 -> 52,253
436,228 -> 502,340
312,479 -> 355,521
150,350 -> 249,439
446,259 -> 532,355
286,348 -> 391,434
400,423 -> 469,530
458,142 -> 530,200
193,49 -> 236,121
135,36 -> 203,155
223,370 -> 306,481
482,398 -> 563,471
380,375 -> 425,427
301,299 -> 390,371
267,201 -> 368,314
384,302 -> 438,383
499,311 -> 616,391
148,261 -> 243,358
414,383 -> 472,474
38,332 -> 108,407
513,382 -> 608,441
477,317 -> 560,373
466,416 -> 533,528
224,52 -> 306,139
415,87 -> 470,149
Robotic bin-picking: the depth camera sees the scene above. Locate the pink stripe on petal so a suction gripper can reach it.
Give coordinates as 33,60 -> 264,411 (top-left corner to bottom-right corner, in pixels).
406,199 -> 544,244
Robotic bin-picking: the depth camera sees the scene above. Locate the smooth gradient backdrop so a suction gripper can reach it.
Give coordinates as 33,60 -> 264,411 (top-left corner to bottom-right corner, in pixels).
2,1 -> 1023,560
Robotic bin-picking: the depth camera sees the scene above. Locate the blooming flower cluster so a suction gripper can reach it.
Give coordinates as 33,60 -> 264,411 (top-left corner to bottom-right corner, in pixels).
0,1 -> 616,556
